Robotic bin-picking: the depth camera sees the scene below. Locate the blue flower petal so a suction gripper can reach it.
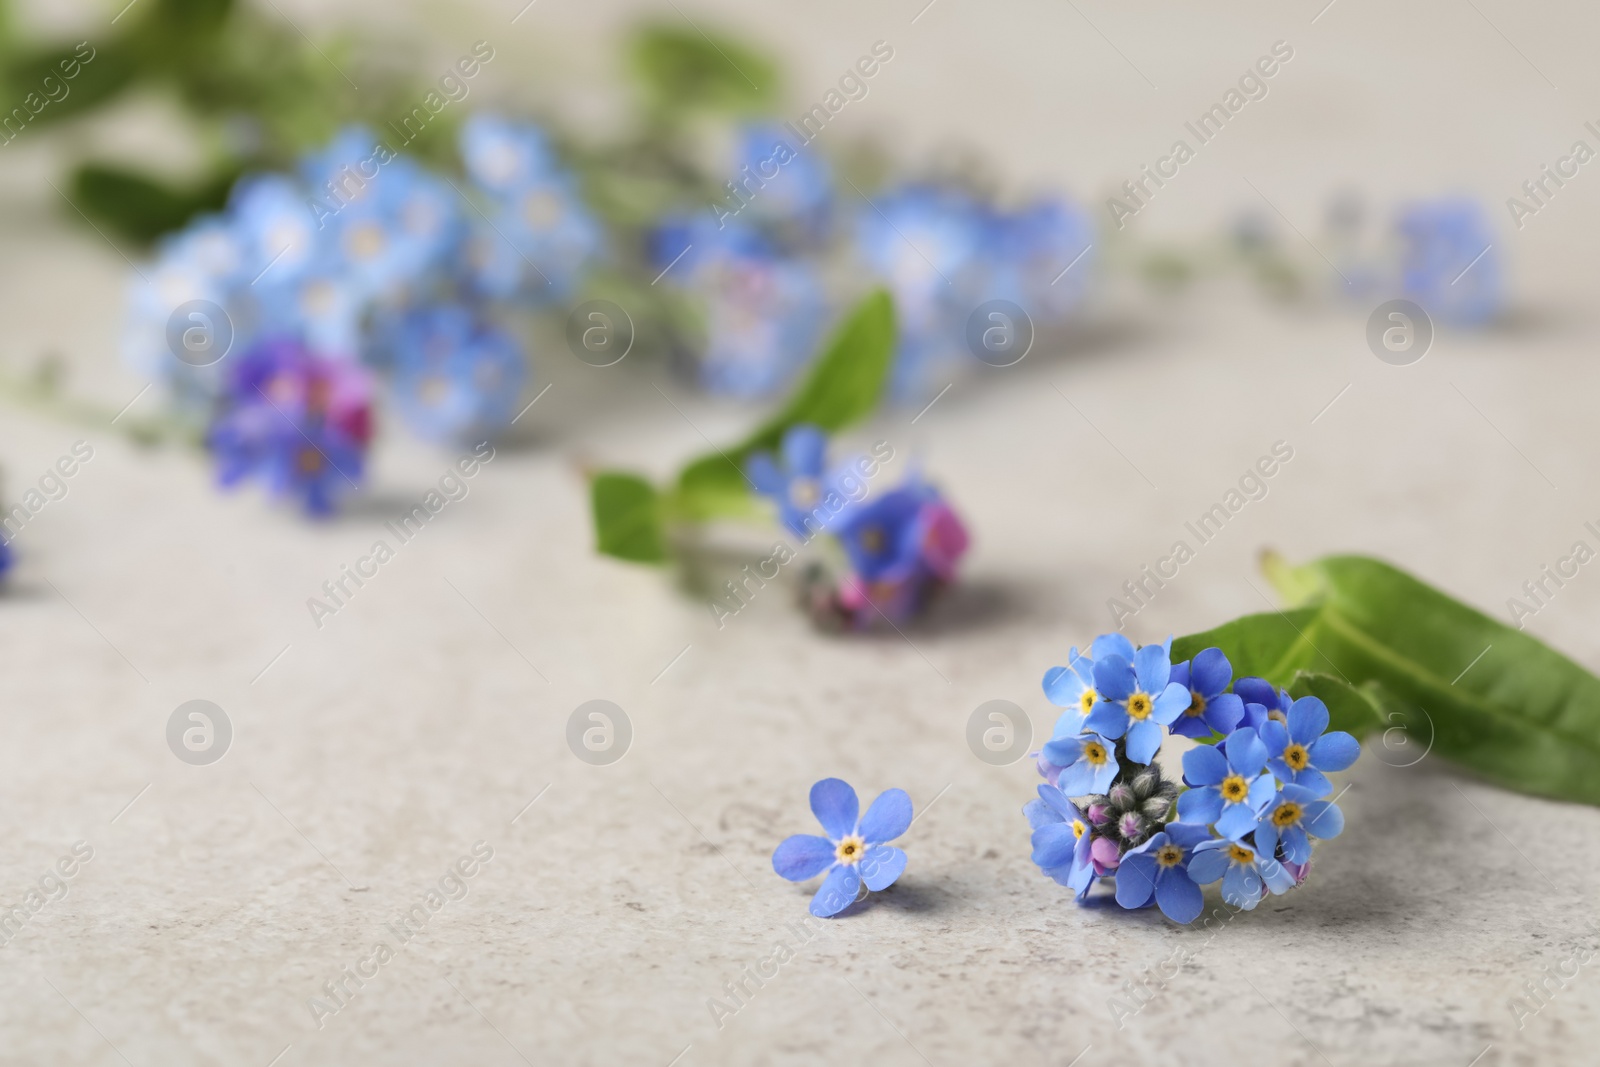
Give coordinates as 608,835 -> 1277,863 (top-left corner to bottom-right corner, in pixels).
1083,701 -> 1129,739
810,863 -> 861,917
860,844 -> 907,891
1177,786 -> 1223,825
1090,752 -> 1121,794
1310,730 -> 1361,772
1092,654 -> 1136,701
1259,719 -> 1291,759
1165,822 -> 1212,849
1151,681 -> 1191,725
1125,719 -> 1162,765
1293,767 -> 1333,798
1246,773 -> 1279,813
1031,823 -> 1080,868
1041,736 -> 1084,767
782,424 -> 828,476
1155,870 -> 1204,924
809,778 -> 859,839
1288,696 -> 1330,745
1091,633 -> 1136,662
1133,643 -> 1172,694
1115,854 -> 1158,909
859,788 -> 913,844
1253,818 -> 1279,860
1190,647 -> 1232,696
1224,727 -> 1268,776
1186,846 -> 1229,885
1022,798 -> 1056,832
1036,783 -> 1080,822
1208,692 -> 1245,734
1222,862 -> 1263,910
1261,855 -> 1298,895
1281,825 -> 1312,865
1232,677 -> 1278,708
1182,743 -> 1228,787
1043,663 -> 1088,706
772,834 -> 837,881
1303,800 -> 1345,840
1215,801 -> 1259,840
746,452 -> 786,496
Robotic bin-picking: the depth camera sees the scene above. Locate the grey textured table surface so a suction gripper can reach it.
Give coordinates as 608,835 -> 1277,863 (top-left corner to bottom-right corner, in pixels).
4,2 -> 1600,1065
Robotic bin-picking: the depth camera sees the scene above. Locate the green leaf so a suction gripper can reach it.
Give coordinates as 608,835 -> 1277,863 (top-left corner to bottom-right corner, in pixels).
2,41 -> 138,128
1175,554 -> 1600,806
627,23 -> 777,114
591,471 -> 667,563
675,288 -> 896,501
67,162 -> 238,245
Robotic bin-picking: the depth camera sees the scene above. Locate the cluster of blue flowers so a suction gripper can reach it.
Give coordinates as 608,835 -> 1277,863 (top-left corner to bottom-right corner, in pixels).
654,129 -> 1096,400
1322,194 -> 1502,325
1027,634 -> 1360,920
126,117 -> 600,513
745,424 -> 969,629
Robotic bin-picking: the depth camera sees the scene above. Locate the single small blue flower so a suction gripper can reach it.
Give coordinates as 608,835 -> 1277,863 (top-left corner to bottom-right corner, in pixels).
1260,695 -> 1361,798
1042,646 -> 1097,732
746,425 -> 839,538
230,173 -> 322,283
1025,784 -> 1095,898
388,304 -> 527,443
1113,823 -> 1210,923
772,778 -> 913,918
1395,199 -> 1501,326
731,122 -> 832,230
1168,647 -> 1246,739
460,114 -> 560,195
1232,676 -> 1291,732
1084,644 -> 1190,764
831,480 -> 938,584
1186,835 -> 1297,911
1176,727 -> 1277,839
1255,782 -> 1345,865
1041,732 -> 1120,796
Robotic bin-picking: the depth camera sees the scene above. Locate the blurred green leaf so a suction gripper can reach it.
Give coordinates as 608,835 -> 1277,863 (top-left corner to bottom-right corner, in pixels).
2,41 -> 137,127
592,471 -> 668,563
676,289 -> 896,501
1173,553 -> 1600,806
627,23 -> 777,115
67,162 -> 239,245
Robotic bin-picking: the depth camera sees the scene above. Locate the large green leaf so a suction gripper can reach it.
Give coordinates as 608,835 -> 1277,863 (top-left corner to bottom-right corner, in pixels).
676,289 -> 896,501
591,471 -> 667,564
627,23 -> 777,114
1174,554 -> 1600,805
67,162 -> 239,245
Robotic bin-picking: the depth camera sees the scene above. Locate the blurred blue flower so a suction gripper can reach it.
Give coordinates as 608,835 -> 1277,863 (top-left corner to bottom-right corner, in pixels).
208,337 -> 372,517
1395,199 -> 1501,326
652,215 -> 825,398
387,304 -> 527,443
856,185 -> 986,398
772,778 -> 912,918
980,197 -> 1095,319
725,123 -> 832,232
746,424 -> 838,538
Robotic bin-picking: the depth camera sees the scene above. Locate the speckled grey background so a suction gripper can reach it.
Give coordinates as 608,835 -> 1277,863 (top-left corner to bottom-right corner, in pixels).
2,2 -> 1599,1065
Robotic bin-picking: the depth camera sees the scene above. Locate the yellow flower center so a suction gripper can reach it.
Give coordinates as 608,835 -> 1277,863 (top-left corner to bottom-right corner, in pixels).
523,189 -> 562,229
1272,802 -> 1303,828
1156,845 -> 1183,868
346,222 -> 385,261
1227,843 -> 1254,864
1185,691 -> 1206,718
296,448 -> 323,474
859,526 -> 884,553
1220,774 -> 1248,803
1071,819 -> 1086,840
1127,693 -> 1153,720
1284,743 -> 1310,771
1079,689 -> 1097,715
835,835 -> 866,865
1083,741 -> 1108,767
